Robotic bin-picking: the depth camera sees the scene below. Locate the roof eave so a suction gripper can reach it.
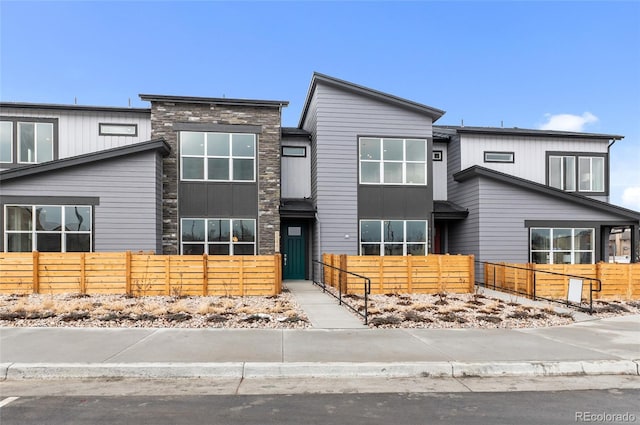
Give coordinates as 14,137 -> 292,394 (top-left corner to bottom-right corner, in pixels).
139,94 -> 288,108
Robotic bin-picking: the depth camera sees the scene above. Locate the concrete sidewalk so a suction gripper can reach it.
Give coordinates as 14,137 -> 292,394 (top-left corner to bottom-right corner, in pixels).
1,314 -> 638,380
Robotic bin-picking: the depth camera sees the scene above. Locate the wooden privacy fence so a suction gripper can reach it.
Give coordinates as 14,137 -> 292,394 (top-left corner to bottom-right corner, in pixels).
0,252 -> 282,296
484,262 -> 640,300
321,254 -> 474,294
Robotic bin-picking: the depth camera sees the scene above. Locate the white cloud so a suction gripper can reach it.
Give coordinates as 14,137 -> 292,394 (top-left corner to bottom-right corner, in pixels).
538,112 -> 598,132
622,187 -> 640,211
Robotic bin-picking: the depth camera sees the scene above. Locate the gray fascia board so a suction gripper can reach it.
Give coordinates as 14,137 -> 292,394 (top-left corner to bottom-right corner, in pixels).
0,139 -> 170,183
298,72 -> 446,128
436,125 -> 623,140
139,94 -> 288,108
453,165 -> 640,220
0,101 -> 150,114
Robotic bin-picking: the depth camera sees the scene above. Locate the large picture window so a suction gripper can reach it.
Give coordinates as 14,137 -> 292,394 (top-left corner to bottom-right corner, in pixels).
180,132 -> 256,181
4,205 -> 92,252
181,218 -> 256,255
359,137 -> 427,185
530,227 -> 594,264
360,220 -> 427,256
548,153 -> 605,193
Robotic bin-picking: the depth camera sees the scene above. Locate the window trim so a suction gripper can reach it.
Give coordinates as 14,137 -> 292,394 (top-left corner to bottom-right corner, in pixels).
432,150 -> 443,161
0,121 -> 13,164
359,219 -> 428,256
484,151 -> 514,163
546,151 -> 608,195
358,136 -> 428,186
282,146 -> 307,157
180,131 -> 257,182
0,116 -> 58,167
529,227 -> 595,265
3,204 -> 93,253
99,122 -> 138,137
180,218 -> 257,255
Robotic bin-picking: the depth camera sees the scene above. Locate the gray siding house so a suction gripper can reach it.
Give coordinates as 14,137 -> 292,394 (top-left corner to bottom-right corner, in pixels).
1,72 -> 638,280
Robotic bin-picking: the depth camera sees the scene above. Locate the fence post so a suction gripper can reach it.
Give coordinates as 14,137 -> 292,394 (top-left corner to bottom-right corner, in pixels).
202,253 -> 208,296
274,254 -> 281,295
125,251 -> 132,296
407,255 -> 413,293
164,256 -> 171,296
239,256 -> 245,296
32,251 -> 39,294
339,254 -> 347,294
596,261 -> 603,300
468,255 -> 475,292
80,253 -> 86,294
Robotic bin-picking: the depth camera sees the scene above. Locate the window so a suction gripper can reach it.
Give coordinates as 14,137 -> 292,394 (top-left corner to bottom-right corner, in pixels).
484,151 -> 514,163
0,121 -> 12,163
180,132 -> 255,181
282,146 -> 306,157
548,153 -> 605,193
99,123 -> 137,136
360,220 -> 427,256
359,137 -> 427,185
4,205 -> 92,252
432,150 -> 443,161
181,218 -> 255,255
530,228 -> 594,264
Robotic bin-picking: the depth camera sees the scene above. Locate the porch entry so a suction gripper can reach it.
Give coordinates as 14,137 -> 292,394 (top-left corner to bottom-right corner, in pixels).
282,222 -> 306,280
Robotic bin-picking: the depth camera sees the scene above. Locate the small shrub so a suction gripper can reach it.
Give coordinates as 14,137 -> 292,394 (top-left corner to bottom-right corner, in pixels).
369,315 -> 402,326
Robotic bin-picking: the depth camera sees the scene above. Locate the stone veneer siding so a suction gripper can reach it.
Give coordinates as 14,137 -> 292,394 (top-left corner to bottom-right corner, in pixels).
149,101 -> 282,255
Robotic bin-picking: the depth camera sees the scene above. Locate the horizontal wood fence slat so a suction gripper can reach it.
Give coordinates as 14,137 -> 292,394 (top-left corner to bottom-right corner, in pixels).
484,263 -> 640,300
0,252 -> 282,296
321,254 -> 474,294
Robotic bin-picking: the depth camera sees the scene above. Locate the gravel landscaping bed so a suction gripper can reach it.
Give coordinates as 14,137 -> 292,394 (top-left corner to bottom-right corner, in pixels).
1,291 -> 638,329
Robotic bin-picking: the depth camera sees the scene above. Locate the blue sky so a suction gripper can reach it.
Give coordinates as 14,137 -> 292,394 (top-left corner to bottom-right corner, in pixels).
1,1 -> 639,209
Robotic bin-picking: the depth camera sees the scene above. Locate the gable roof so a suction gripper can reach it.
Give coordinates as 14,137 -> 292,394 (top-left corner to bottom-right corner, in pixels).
436,125 -> 623,141
453,165 -> 640,220
299,72 -> 445,128
0,139 -> 170,183
139,94 -> 288,108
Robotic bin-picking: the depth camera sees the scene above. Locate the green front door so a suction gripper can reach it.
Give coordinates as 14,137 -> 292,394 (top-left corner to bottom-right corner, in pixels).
283,223 -> 306,280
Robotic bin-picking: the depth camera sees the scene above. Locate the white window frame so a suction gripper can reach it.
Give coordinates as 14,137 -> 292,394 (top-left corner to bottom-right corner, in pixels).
530,227 -> 595,264
0,121 -> 13,163
578,156 -> 605,192
359,219 -> 428,256
180,132 -> 256,182
17,121 -> 54,164
4,205 -> 93,252
548,153 -> 605,193
359,137 -> 428,185
181,218 -> 256,255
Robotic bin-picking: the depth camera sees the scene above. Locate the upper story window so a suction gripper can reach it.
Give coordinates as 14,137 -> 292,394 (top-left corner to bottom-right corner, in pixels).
484,151 -> 514,163
548,153 -> 605,193
180,131 -> 256,182
4,205 -> 92,252
99,123 -> 137,136
282,146 -> 306,157
359,137 -> 427,185
0,117 -> 57,165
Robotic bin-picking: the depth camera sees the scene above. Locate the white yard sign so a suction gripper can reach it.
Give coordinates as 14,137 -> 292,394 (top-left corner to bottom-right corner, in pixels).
567,278 -> 583,304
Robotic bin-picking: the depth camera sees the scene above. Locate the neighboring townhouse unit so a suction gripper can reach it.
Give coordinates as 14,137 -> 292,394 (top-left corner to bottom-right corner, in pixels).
1,72 -> 638,280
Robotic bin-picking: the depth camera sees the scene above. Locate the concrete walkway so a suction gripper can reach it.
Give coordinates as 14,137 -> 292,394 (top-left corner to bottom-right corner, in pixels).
284,280 -> 367,329
1,315 -> 638,380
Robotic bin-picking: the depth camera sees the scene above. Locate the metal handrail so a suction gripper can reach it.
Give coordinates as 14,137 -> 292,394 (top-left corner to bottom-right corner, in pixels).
478,260 -> 602,314
311,259 -> 371,325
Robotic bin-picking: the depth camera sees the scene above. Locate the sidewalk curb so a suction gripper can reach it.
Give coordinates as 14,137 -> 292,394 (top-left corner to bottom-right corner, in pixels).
2,360 -> 638,380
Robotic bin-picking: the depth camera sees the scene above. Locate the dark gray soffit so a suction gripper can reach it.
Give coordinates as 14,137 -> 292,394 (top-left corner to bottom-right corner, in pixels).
139,94 -> 288,108
436,125 -> 623,140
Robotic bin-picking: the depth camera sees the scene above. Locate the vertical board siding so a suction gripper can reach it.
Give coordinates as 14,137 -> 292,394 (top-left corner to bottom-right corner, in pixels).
0,151 -> 162,252
433,142 -> 448,200
0,253 -> 282,296
459,134 -> 609,186
281,139 -> 312,198
485,263 -> 640,300
309,83 -> 433,255
0,107 -> 151,158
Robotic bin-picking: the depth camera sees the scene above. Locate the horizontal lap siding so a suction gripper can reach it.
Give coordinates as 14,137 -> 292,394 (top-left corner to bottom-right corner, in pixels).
313,84 -> 433,255
0,253 -> 281,296
0,151 -> 161,252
